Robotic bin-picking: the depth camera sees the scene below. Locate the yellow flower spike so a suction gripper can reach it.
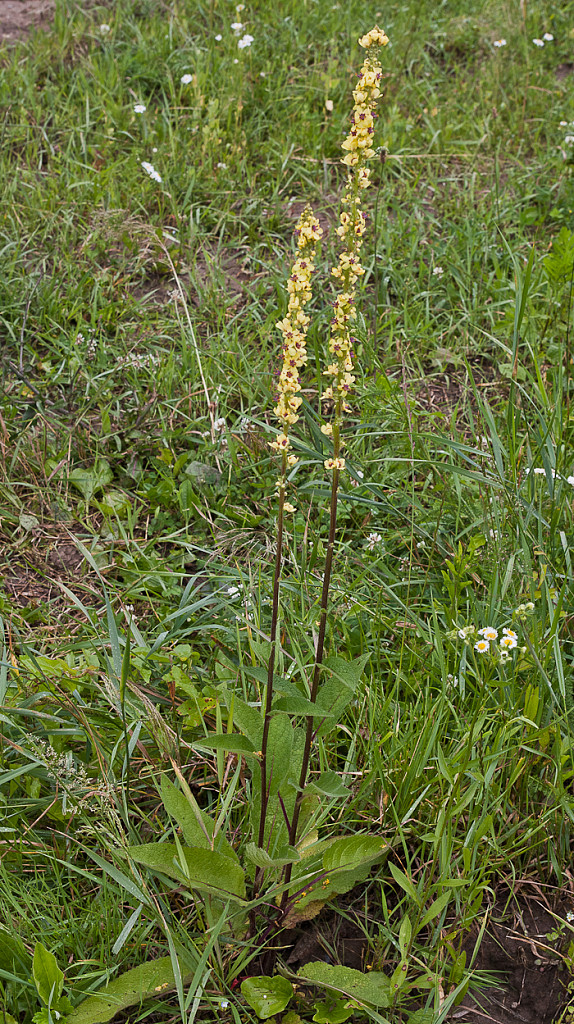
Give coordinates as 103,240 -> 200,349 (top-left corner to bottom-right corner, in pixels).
320,26 -> 388,463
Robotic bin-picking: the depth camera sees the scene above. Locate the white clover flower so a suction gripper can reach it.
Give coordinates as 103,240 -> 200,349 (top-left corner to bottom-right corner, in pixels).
99,23 -> 111,33
532,37 -> 544,47
543,32 -> 554,41
238,34 -> 254,48
215,33 -> 223,40
493,38 -> 506,47
214,417 -> 227,432
141,161 -> 162,183
134,103 -> 146,114
180,73 -> 193,84
433,265 -> 444,277
231,21 -> 244,34
475,639 -> 490,653
479,626 -> 498,641
366,532 -> 383,551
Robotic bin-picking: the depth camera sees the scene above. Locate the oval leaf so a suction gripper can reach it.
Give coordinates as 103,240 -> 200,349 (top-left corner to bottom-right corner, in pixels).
241,976 -> 293,1019
297,963 -> 390,1008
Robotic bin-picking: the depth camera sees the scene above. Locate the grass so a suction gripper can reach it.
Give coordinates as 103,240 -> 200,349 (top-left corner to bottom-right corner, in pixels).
2,0 -> 574,1021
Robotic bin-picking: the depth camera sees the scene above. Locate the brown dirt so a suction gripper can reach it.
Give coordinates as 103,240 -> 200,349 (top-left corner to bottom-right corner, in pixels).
0,0 -> 54,42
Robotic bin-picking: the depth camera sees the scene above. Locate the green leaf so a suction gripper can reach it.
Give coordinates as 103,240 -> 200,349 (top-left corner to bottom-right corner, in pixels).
244,843 -> 300,868
266,714 -> 293,796
192,733 -> 257,756
406,1011 -> 435,1024
67,957 -> 191,1024
314,654 -> 370,736
419,892 -> 451,929
159,776 -> 238,862
68,461 -> 113,503
222,692 -> 263,747
33,943 -> 64,1007
307,771 -> 350,798
398,915 -> 412,956
126,843 -> 246,901
240,976 -> 293,1019
297,963 -> 390,1008
322,653 -> 370,690
323,835 -> 387,874
313,998 -> 353,1023
389,863 -> 421,906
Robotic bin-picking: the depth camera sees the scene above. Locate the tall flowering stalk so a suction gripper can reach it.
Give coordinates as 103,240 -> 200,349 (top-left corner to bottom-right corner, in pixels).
256,209 -> 322,867
282,26 -> 388,901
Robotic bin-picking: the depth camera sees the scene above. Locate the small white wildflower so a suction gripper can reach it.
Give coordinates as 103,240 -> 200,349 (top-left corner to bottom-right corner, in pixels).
180,73 -> 193,84
532,467 -> 546,475
99,23 -> 111,33
433,265 -> 444,277
325,99 -> 334,112
134,103 -> 146,114
260,70 -> 266,77
214,417 -> 226,432
565,136 -> 574,145
479,626 -> 498,641
543,32 -> 554,41
532,37 -> 544,47
500,635 -> 517,650
567,911 -> 574,922
366,532 -> 383,552
458,628 -> 467,640
560,120 -> 569,127
235,2 -> 245,10
231,21 -> 244,34
227,585 -> 240,599
479,435 -> 490,449
152,146 -> 158,152
217,161 -> 227,169
489,529 -> 498,541
141,161 -> 162,183
215,33 -> 223,40
503,628 -> 518,639
567,475 -> 574,486
416,540 -> 426,548
475,639 -> 490,653
493,38 -> 506,47
238,34 -> 254,49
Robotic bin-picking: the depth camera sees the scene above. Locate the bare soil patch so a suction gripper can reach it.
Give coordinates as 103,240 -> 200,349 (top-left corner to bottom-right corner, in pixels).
0,0 -> 54,42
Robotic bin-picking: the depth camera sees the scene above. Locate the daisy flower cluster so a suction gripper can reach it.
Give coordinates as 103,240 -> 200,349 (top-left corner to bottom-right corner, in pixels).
269,207 -> 323,511
322,25 -> 388,474
450,623 -> 524,661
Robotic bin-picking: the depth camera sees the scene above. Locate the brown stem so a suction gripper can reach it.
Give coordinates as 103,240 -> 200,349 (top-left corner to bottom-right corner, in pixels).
280,464 -> 340,909
253,456 -> 286,895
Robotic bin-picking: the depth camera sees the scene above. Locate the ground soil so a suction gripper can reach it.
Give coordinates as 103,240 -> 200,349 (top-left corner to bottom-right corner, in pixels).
0,0 -> 54,42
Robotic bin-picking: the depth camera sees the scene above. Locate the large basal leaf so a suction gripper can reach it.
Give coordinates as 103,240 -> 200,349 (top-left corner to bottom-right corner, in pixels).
297,963 -> 390,1008
33,943 -> 64,1006
241,976 -> 294,1019
159,777 -> 238,862
127,843 -> 246,901
322,835 -> 387,874
67,957 -> 190,1024
290,835 -> 388,910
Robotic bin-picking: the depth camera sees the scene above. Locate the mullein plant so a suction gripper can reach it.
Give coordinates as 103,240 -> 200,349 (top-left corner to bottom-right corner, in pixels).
124,27 -> 391,1001
260,25 -> 389,907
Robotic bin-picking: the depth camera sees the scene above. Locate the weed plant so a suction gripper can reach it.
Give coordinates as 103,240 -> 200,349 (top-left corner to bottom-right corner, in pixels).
2,1 -> 574,1023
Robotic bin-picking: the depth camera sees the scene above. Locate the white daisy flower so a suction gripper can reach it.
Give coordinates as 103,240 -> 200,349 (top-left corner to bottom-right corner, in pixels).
180,73 -> 193,84
543,32 -> 554,41
475,640 -> 490,653
479,626 -> 498,641
493,38 -> 506,47
231,21 -> 244,33
215,33 -> 223,40
532,37 -> 544,47
141,161 -> 162,183
134,103 -> 146,114
500,635 -> 517,650
237,34 -> 254,48
503,628 -> 518,639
